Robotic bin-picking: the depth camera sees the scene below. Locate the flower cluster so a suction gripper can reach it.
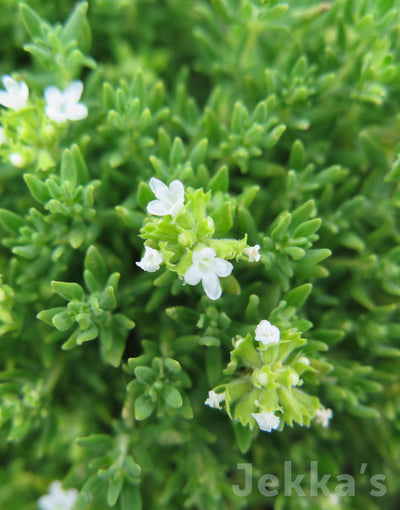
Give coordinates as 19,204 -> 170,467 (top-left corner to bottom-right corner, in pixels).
136,177 -> 250,300
0,75 -> 88,124
206,318 -> 323,432
37,481 -> 78,510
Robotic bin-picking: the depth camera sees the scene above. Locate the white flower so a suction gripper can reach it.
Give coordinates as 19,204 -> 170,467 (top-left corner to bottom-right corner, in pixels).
255,320 -> 280,345
0,75 -> 29,111
243,244 -> 261,262
251,409 -> 280,432
147,177 -> 185,216
136,246 -> 163,272
38,481 -> 78,510
299,356 -> 310,366
205,390 -> 226,409
44,81 -> 88,123
184,247 -> 233,300
9,153 -> 25,167
315,407 -> 333,427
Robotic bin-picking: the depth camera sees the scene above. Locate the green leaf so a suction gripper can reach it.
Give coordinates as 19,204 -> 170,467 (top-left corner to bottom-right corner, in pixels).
285,284 -> 312,308
135,366 -> 157,385
289,139 -> 305,169
51,281 -> 84,301
84,246 -> 107,285
199,336 -> 221,347
60,149 -> 78,188
76,434 -> 114,455
24,174 -> 50,203
74,475 -> 106,509
137,181 -> 154,210
265,124 -> 286,148
37,307 -> 66,325
71,144 -> 89,183
169,137 -> 185,166
135,394 -> 155,420
166,306 -> 199,326
212,201 -> 233,235
209,165 -> 229,193
122,456 -> 142,479
99,286 -> 117,310
0,209 -> 25,234
121,484 -> 142,510
107,470 -> 123,506
163,385 -> 183,408
188,138 -> 208,168
76,325 -> 99,344
291,200 -> 315,227
270,212 -> 291,239
19,3 -> 47,39
52,311 -> 75,331
233,421 -> 253,454
293,218 -> 321,238
61,2 -> 91,53
205,347 -> 222,386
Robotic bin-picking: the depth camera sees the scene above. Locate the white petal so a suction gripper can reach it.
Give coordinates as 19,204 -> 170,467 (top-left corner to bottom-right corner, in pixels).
45,105 -> 68,123
169,179 -> 184,201
64,80 -> 84,103
149,177 -> 169,200
0,91 -> 12,108
44,86 -> 62,104
66,102 -> 88,120
2,75 -> 17,92
184,265 -> 202,285
147,199 -> 171,216
37,495 -> 52,510
49,481 -> 63,494
202,272 -> 222,300
192,247 -> 216,265
213,257 -> 233,277
19,81 -> 29,104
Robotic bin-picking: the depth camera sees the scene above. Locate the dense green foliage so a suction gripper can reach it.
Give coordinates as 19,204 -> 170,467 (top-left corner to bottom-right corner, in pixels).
0,0 -> 399,509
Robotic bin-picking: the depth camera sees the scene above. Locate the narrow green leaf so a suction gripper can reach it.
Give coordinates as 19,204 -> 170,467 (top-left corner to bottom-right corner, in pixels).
0,209 -> 25,234
84,246 -> 107,285
19,3 -> 46,39
107,470 -> 123,506
60,149 -> 78,188
24,174 -> 50,203
209,165 -> 229,193
51,281 -> 84,301
121,484 -> 142,510
285,284 -> 312,308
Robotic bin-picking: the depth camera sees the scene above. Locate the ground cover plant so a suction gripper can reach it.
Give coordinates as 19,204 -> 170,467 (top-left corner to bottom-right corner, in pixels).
0,0 -> 399,508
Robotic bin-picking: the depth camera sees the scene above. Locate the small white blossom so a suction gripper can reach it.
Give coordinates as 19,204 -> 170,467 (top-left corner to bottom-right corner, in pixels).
315,407 -> 333,428
184,247 -> 233,300
44,81 -> 88,123
205,390 -> 226,409
299,356 -> 311,366
255,320 -> 280,345
0,75 -> 29,111
147,177 -> 185,216
9,153 -> 25,167
136,246 -> 163,272
38,481 -> 78,510
251,409 -> 280,432
244,244 -> 261,262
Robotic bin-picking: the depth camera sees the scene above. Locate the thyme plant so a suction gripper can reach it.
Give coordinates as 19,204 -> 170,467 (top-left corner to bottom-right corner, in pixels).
0,1 -> 399,509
